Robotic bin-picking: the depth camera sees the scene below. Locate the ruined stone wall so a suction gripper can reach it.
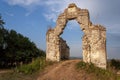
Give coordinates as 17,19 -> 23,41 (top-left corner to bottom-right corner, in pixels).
46,29 -> 70,61
89,25 -> 107,69
46,29 -> 61,61
60,37 -> 70,60
46,3 -> 107,69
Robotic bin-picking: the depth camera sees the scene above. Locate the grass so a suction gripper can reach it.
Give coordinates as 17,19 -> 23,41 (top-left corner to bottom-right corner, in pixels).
117,75 -> 120,80
76,61 -> 117,80
15,57 -> 46,74
15,57 -> 55,74
1,59 -> 120,80
0,71 -> 38,80
0,57 -> 55,80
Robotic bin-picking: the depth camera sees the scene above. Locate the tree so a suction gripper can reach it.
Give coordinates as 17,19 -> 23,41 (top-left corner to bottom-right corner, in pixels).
0,14 -> 5,28
0,15 -> 45,68
0,15 -> 9,67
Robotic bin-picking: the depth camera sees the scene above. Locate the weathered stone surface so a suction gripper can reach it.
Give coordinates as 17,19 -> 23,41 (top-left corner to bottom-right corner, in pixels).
46,3 -> 107,69
46,28 -> 69,61
59,37 -> 70,60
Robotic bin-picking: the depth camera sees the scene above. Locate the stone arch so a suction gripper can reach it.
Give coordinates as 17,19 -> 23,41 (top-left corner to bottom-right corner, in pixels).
46,3 -> 107,69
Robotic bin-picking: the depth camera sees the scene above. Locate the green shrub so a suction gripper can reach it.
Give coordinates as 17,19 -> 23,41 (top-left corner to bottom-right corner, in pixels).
76,61 -> 116,80
18,64 -> 32,74
110,59 -> 120,70
15,57 -> 55,74
16,57 -> 46,74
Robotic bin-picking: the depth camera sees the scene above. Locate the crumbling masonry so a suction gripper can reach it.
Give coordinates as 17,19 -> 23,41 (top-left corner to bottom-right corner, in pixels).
46,3 -> 107,69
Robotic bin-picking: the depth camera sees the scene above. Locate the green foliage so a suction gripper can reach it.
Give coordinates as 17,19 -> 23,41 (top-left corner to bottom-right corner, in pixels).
110,59 -> 120,70
16,57 -> 46,74
117,76 -> 120,80
0,70 -> 38,80
0,14 -> 5,28
0,15 -> 46,68
76,61 -> 116,80
0,57 -> 55,80
16,57 -> 54,74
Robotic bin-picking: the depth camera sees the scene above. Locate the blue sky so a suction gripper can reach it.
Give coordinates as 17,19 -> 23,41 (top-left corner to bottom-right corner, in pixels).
0,0 -> 120,59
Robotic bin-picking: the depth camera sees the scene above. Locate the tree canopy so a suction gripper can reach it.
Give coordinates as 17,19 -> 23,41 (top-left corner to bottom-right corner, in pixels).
0,15 -> 45,68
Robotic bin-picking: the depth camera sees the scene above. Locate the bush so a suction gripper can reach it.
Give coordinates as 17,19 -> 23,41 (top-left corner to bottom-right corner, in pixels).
17,64 -> 32,74
16,57 -> 46,74
76,61 -> 116,80
15,57 -> 55,74
110,59 -> 120,70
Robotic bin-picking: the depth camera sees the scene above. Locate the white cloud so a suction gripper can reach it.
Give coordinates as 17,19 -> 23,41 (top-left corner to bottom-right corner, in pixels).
5,0 -> 41,16
5,12 -> 14,16
107,23 -> 120,33
5,0 -> 101,17
40,0 -> 101,29
5,0 -> 120,32
66,20 -> 80,30
42,0 -> 103,26
44,13 -> 58,22
25,11 -> 32,16
5,0 -> 40,6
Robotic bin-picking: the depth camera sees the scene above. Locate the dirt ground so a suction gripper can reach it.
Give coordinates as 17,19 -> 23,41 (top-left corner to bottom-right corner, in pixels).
37,59 -> 92,80
0,69 -> 12,74
0,59 -> 118,80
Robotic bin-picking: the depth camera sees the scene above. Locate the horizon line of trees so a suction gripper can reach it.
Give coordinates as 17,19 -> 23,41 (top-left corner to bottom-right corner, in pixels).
0,15 -> 45,68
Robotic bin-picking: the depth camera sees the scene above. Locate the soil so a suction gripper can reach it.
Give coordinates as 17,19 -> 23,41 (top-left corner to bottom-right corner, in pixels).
0,69 -> 12,74
37,59 -> 92,80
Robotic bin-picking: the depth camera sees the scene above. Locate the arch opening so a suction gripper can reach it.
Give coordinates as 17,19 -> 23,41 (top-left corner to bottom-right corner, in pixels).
60,20 -> 83,59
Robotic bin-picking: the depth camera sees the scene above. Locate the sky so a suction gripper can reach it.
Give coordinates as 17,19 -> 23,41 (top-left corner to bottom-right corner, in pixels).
0,0 -> 120,59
